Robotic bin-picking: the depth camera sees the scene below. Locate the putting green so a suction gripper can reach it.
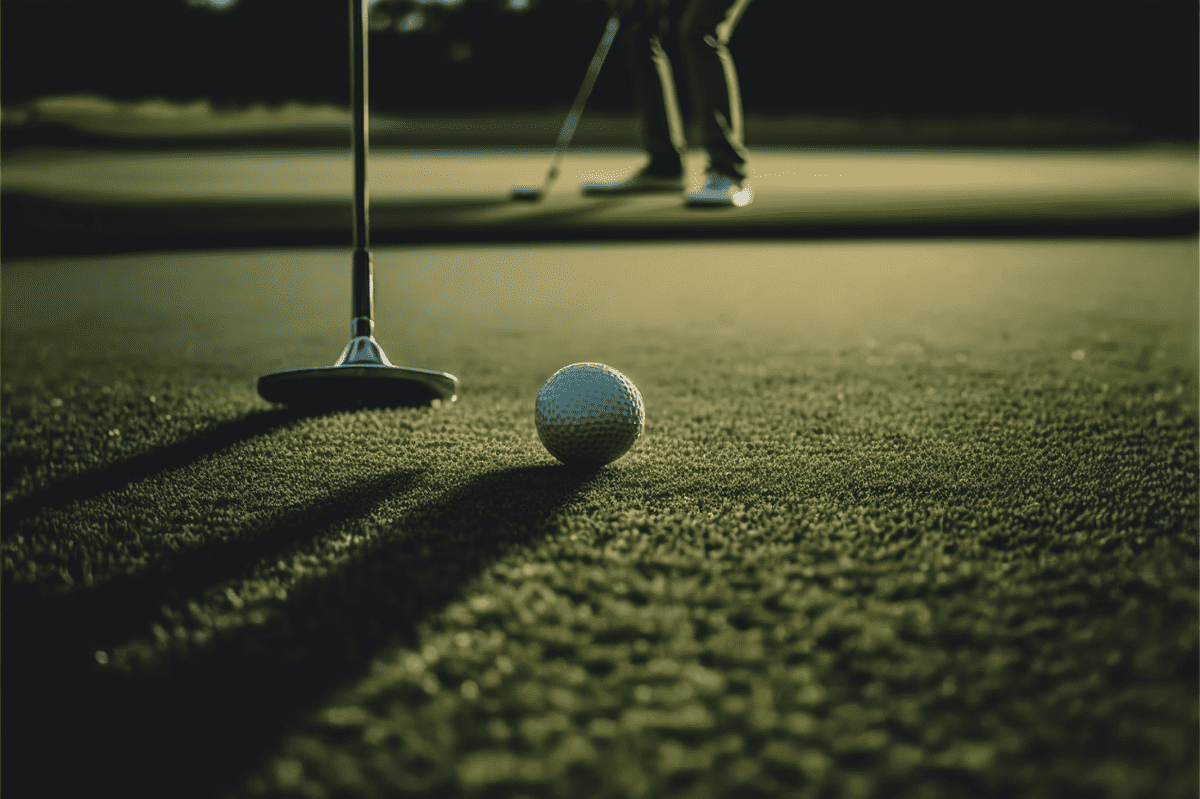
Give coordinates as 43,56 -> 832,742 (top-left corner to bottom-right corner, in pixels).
2,238 -> 1196,799
4,148 -> 1195,254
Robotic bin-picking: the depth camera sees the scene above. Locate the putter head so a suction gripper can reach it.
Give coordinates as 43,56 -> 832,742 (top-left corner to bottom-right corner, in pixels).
258,364 -> 457,408
258,336 -> 457,409
511,185 -> 543,202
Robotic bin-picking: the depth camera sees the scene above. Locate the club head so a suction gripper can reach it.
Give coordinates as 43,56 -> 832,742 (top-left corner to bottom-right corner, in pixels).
258,336 -> 457,409
511,185 -> 543,202
258,364 -> 457,409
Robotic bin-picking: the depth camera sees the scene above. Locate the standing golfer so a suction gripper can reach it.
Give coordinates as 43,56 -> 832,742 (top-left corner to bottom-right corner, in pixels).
582,0 -> 753,207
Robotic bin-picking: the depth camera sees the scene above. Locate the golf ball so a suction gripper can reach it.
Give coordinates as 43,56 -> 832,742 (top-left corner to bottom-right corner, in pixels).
535,363 -> 644,466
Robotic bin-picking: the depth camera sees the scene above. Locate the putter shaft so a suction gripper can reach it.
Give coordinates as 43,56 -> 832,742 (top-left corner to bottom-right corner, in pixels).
528,16 -> 621,198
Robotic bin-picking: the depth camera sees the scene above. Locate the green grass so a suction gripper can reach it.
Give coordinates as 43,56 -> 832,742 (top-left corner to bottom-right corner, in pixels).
2,241 -> 1197,799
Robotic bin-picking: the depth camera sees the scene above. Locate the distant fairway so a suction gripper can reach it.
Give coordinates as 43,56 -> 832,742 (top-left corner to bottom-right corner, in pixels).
2,238 -> 1196,799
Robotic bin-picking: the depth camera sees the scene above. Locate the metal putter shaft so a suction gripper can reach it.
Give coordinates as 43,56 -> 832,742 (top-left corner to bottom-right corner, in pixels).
511,15 -> 621,202
257,0 -> 458,408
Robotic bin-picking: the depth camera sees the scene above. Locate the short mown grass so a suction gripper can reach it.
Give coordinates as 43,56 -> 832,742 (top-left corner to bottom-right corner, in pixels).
2,243 -> 1197,799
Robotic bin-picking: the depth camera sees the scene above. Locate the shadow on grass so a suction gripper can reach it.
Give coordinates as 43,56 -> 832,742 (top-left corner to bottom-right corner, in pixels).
1,406 -> 316,527
498,195 -> 628,228
3,460 -> 596,799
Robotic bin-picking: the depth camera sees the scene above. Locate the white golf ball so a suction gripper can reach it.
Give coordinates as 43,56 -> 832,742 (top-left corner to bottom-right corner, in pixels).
535,363 -> 645,466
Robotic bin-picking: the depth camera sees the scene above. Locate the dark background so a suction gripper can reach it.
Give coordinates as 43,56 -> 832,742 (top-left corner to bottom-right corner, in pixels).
1,0 -> 1197,140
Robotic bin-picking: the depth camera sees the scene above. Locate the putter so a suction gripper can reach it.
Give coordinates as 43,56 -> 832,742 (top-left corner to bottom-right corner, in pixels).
257,0 -> 458,408
511,15 -> 621,202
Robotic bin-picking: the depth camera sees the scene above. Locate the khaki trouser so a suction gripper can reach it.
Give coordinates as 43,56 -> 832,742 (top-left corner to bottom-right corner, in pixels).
623,0 -> 753,181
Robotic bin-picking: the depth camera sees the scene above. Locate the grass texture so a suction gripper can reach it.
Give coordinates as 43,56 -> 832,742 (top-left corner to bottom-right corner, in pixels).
1,240 -> 1197,799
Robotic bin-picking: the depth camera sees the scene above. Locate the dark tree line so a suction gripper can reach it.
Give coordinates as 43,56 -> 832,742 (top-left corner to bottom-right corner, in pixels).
2,0 -> 1196,138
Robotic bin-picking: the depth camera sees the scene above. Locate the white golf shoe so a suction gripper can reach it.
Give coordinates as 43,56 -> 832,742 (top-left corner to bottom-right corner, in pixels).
686,171 -> 753,208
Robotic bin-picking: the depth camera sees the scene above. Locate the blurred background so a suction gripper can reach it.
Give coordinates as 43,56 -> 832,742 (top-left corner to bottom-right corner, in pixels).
2,0 -> 1197,148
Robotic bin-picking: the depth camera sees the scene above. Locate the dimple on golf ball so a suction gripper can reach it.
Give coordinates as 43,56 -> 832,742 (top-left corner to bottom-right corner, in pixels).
535,363 -> 645,466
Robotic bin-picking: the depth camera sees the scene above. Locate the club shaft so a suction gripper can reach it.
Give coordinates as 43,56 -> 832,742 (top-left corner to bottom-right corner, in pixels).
555,16 -> 620,153
351,0 -> 372,337
351,0 -> 369,250
542,16 -> 620,191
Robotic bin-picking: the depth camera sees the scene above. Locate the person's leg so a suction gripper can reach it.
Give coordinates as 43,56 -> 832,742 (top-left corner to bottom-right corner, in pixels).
623,3 -> 686,176
678,0 -> 752,182
582,3 -> 687,194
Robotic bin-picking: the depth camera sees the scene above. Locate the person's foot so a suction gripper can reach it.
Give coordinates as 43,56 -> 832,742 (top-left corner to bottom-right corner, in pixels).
685,171 -> 752,208
581,167 -> 684,196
